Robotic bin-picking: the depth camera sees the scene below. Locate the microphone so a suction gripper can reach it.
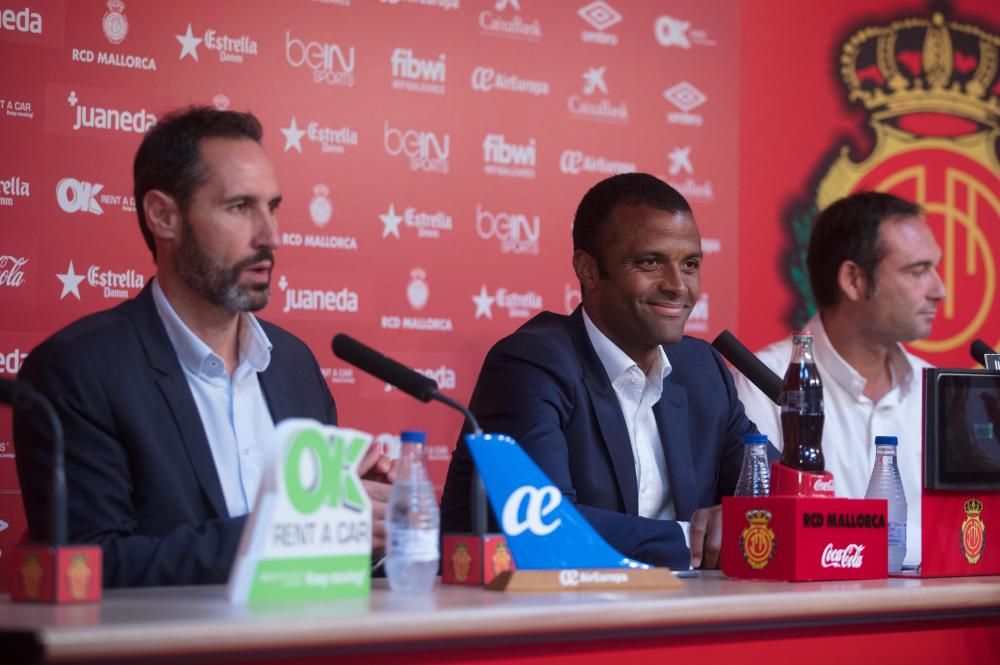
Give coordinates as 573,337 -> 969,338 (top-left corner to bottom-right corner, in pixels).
712,330 -> 783,405
331,334 -> 487,533
971,339 -> 997,367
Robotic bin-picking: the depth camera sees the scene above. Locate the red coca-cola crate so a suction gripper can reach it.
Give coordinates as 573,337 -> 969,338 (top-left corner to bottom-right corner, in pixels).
722,496 -> 888,581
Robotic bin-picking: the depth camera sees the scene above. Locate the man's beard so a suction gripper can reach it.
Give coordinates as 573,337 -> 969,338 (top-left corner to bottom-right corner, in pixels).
175,221 -> 274,313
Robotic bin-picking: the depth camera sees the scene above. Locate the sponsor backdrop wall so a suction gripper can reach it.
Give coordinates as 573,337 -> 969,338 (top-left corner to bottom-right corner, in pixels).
0,0 -> 996,584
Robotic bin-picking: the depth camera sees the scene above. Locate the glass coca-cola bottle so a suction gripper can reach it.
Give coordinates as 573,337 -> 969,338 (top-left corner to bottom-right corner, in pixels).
779,331 -> 825,472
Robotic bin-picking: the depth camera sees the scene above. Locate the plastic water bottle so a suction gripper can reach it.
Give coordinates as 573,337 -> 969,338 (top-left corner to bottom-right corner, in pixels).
386,430 -> 440,592
735,433 -> 771,496
864,435 -> 907,572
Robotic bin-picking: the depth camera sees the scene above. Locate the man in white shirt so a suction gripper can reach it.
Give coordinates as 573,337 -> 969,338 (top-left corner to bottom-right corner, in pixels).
734,191 -> 945,567
15,107 -> 394,586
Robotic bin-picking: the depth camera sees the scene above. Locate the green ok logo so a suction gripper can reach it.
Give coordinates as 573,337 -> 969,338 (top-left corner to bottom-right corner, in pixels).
284,428 -> 368,515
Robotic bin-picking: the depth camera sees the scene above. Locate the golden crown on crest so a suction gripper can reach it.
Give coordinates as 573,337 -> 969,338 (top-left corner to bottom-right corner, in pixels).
964,498 -> 984,516
841,12 -> 1000,126
745,509 -> 773,525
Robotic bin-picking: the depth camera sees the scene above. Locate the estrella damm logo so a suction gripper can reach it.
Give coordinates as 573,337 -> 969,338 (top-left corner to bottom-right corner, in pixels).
740,509 -> 776,570
283,428 -> 368,515
785,12 -> 1000,368
961,498 -> 985,564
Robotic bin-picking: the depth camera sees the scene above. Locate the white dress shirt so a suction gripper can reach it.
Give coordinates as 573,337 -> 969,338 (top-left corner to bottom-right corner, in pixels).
732,314 -> 929,566
582,309 -> 676,521
152,279 -> 277,518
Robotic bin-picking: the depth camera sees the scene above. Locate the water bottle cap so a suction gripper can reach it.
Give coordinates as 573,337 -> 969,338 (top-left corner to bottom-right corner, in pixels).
400,430 -> 426,444
742,433 -> 769,445
874,435 -> 898,446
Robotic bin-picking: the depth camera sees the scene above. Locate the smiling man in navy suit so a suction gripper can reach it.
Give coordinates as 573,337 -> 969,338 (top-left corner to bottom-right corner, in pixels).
441,173 -> 761,570
14,107 -> 393,587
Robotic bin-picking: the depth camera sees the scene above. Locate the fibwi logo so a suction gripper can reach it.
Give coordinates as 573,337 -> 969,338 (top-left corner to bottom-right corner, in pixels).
784,12 -> 1000,367
961,498 -> 985,564
380,268 -> 454,332
66,90 -> 156,134
383,121 -> 450,174
277,274 -> 360,317
379,203 -> 453,240
654,15 -> 716,49
470,66 -> 550,97
568,66 -> 628,123
284,30 -> 354,87
281,116 -> 358,155
0,176 -> 29,207
482,134 -> 536,179
685,293 -> 710,333
390,48 -> 446,95
479,0 -> 542,42
577,1 -> 621,46
559,148 -> 636,176
740,510 -> 775,570
663,146 -> 714,201
56,260 -> 144,301
475,205 -> 540,255
472,285 -> 543,320
663,81 -> 706,126
176,23 -> 258,64
70,0 -> 155,72
0,6 -> 41,34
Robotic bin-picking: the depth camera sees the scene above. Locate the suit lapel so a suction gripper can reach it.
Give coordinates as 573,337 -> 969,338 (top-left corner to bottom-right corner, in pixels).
570,309 -> 639,516
656,380 -> 697,520
258,364 -> 293,423
127,283 -> 229,519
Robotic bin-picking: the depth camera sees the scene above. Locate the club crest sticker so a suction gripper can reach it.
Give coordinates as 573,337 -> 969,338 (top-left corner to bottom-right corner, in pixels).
740,509 -> 776,570
961,498 -> 985,564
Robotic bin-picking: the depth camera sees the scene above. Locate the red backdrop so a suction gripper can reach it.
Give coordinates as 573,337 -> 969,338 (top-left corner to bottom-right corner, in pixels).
1,0 -> 997,586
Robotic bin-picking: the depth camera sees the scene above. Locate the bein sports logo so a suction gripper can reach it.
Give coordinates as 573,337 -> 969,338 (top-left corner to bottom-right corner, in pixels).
475,205 -> 540,255
285,30 -> 355,87
383,121 -> 450,174
501,485 -> 562,536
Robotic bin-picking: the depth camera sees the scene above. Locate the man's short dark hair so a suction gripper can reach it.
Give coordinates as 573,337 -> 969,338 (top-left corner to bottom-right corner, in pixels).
572,173 -> 692,274
807,191 -> 923,309
133,106 -> 263,258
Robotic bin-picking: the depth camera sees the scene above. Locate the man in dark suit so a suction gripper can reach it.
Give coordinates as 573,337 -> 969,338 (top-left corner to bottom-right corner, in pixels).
441,173 -> 760,570
14,107 -> 393,587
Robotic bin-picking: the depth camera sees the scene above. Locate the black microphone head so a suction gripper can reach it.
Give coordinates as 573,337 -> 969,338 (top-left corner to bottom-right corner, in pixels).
711,329 -> 783,405
332,334 -> 438,402
971,339 -> 997,367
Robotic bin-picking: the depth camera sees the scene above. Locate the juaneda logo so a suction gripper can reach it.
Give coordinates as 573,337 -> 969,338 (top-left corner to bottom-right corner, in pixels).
384,365 -> 456,393
784,12 -> 1000,369
663,81 -> 706,126
66,90 -> 156,134
820,543 -> 865,569
0,6 -> 41,34
383,121 -> 450,174
379,203 -> 452,240
56,261 -> 144,301
380,268 -> 454,332
568,66 -> 628,123
577,1 -> 621,45
476,205 -> 540,255
0,176 -> 29,207
479,0 -> 542,41
472,285 -> 543,319
470,66 -> 550,96
559,149 -> 636,176
654,15 -> 716,48
740,509 -> 776,570
961,498 -> 985,564
278,274 -> 360,316
483,134 -> 536,178
281,116 -> 358,155
176,23 -> 258,64
285,30 -> 354,87
391,48 -> 446,95
0,256 -> 28,289
71,0 -> 155,72
664,146 -> 713,201
0,346 -> 28,376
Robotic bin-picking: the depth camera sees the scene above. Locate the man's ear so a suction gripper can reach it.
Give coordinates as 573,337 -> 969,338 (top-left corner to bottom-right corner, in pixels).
573,249 -> 600,294
837,260 -> 870,302
143,190 -> 181,245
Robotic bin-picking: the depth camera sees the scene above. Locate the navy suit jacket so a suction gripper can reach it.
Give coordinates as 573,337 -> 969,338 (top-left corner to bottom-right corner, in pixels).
14,283 -> 336,587
441,308 -> 759,569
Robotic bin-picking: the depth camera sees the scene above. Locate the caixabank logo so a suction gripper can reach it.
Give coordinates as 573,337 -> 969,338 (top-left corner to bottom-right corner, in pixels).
784,12 -> 1000,367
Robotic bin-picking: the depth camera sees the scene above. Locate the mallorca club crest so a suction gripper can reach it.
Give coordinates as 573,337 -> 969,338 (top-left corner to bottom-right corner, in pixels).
309,185 -> 333,228
740,509 -> 776,570
785,12 -> 1000,368
961,498 -> 985,564
102,0 -> 128,45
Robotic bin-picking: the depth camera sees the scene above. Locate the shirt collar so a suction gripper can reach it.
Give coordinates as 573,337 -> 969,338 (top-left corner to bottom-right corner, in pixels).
152,278 -> 272,378
582,307 -> 672,387
810,314 -> 917,400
